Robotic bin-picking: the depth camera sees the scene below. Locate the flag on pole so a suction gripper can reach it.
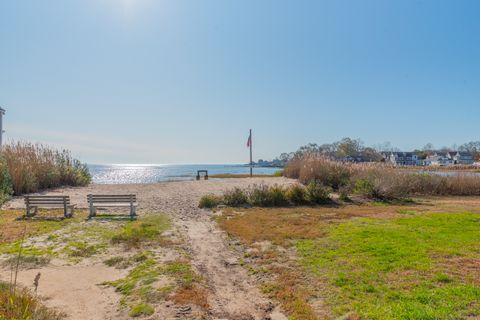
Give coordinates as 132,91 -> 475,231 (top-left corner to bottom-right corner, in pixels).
246,133 -> 252,148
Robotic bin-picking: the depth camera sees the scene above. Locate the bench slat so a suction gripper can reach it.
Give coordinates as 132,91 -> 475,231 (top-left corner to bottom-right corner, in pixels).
25,199 -> 70,202
93,203 -> 138,207
89,195 -> 136,198
88,194 -> 136,204
25,196 -> 68,199
89,199 -> 136,202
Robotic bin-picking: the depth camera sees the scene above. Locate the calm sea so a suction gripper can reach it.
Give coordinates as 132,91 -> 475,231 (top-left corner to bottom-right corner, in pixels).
87,164 -> 281,184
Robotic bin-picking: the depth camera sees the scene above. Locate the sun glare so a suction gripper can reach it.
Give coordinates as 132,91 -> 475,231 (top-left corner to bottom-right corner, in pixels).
101,0 -> 154,21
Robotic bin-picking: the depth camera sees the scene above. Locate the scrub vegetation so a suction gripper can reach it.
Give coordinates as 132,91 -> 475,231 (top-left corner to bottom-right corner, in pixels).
199,183 -> 331,208
285,155 -> 480,200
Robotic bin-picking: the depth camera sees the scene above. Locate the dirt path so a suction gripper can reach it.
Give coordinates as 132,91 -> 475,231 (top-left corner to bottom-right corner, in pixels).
4,177 -> 295,319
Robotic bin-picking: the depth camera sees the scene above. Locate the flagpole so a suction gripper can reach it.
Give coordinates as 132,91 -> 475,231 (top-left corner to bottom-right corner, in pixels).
249,129 -> 253,177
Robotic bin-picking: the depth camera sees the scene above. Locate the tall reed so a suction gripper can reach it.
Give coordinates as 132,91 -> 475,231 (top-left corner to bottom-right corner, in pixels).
2,141 -> 91,195
284,154 -> 480,200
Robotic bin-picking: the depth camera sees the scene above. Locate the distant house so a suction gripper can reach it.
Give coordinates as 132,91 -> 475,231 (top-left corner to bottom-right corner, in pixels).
424,152 -> 474,166
425,152 -> 454,166
447,152 -> 474,165
383,152 -> 419,166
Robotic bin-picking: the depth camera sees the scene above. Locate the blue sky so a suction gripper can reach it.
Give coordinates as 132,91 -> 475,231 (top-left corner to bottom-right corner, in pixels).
1,0 -> 479,164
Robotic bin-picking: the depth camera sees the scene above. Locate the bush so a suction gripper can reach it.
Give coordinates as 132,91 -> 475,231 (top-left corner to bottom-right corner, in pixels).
267,185 -> 289,207
199,194 -> 222,208
286,185 -> 308,205
305,182 -> 331,204
200,183 -> 331,208
223,188 -> 249,207
0,156 -> 12,204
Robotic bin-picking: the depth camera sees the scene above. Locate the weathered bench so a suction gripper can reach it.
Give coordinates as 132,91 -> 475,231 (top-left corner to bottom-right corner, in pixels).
87,194 -> 137,220
24,196 -> 75,219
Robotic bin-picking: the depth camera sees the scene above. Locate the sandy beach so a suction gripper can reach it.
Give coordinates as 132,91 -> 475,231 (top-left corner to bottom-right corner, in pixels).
2,177 -> 295,320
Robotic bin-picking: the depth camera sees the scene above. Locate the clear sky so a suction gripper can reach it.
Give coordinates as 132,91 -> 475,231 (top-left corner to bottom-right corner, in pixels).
1,0 -> 479,164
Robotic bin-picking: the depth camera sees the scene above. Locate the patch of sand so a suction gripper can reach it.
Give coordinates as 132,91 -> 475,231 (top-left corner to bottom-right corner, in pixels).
0,263 -> 127,320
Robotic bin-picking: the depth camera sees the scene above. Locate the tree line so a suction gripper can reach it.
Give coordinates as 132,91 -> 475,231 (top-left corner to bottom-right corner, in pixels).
274,138 -> 480,163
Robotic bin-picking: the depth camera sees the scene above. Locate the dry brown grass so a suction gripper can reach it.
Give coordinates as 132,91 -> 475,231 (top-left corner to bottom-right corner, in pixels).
171,284 -> 209,309
263,266 -> 318,320
218,208 -> 331,246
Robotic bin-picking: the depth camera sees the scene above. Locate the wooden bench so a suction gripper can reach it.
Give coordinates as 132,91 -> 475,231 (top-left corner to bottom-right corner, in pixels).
24,196 -> 75,218
87,194 -> 137,220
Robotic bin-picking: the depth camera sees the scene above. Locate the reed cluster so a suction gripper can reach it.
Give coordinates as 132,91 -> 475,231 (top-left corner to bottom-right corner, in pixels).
0,141 -> 91,198
284,154 -> 480,200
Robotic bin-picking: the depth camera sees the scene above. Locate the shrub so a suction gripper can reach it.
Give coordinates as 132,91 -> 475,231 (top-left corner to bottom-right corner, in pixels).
199,194 -> 221,208
247,184 -> 288,207
267,185 -> 289,207
353,178 -> 376,198
247,184 -> 271,206
286,185 -> 308,205
305,182 -> 331,204
0,156 -> 12,204
223,188 -> 249,207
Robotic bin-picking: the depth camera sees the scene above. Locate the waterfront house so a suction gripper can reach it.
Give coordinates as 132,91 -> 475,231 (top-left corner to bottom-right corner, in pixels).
447,152 -> 474,165
383,152 -> 419,166
425,152 -> 454,166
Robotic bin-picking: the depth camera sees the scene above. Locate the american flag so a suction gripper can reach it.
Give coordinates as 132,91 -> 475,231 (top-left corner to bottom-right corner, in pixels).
246,132 -> 252,148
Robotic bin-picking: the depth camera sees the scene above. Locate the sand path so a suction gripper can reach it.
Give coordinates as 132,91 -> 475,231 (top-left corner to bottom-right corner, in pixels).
4,177 -> 294,319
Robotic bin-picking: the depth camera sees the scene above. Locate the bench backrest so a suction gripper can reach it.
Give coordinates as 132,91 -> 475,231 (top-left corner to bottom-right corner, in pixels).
88,194 -> 137,204
25,196 -> 70,206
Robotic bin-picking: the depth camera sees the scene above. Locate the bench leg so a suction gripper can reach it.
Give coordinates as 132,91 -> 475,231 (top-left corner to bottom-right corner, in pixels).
26,206 -> 38,218
130,206 -> 137,220
65,206 -> 74,219
89,207 -> 96,219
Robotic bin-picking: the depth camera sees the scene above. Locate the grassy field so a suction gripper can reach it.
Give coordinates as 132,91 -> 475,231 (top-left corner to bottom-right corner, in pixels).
217,198 -> 480,320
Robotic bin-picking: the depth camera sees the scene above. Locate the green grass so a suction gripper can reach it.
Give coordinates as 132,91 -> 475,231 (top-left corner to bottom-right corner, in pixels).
62,241 -> 105,258
129,303 -> 155,317
111,214 -> 171,248
108,257 -> 195,316
296,212 -> 480,319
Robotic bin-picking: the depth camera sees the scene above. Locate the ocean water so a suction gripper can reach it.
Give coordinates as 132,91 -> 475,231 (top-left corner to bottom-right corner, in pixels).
88,164 -> 281,184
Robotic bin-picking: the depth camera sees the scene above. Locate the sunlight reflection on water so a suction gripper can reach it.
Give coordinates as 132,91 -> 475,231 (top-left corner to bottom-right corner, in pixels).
88,164 -> 280,184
